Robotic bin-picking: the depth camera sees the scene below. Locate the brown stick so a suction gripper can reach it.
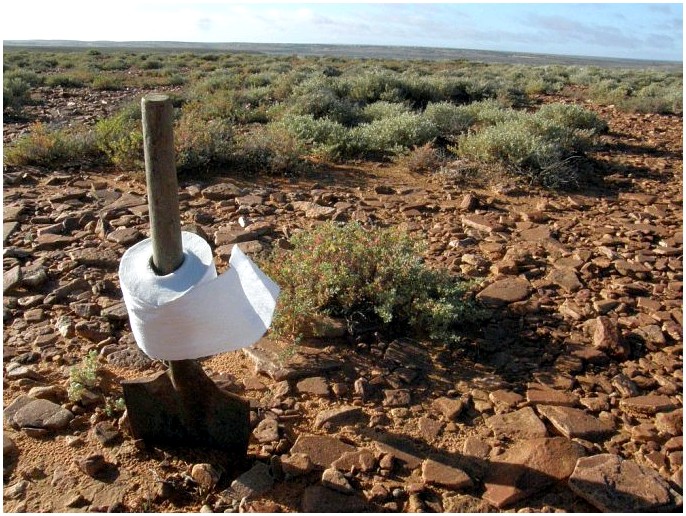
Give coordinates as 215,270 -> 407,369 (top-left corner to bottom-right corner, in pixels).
141,94 -> 197,393
141,94 -> 184,275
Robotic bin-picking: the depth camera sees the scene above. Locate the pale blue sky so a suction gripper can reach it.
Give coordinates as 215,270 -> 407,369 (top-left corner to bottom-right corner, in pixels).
3,2 -> 683,62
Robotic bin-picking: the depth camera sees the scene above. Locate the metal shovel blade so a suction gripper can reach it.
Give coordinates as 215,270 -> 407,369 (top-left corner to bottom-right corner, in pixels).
121,361 -> 250,453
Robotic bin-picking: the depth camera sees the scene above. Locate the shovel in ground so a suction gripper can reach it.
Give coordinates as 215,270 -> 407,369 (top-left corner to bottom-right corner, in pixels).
120,94 -> 250,454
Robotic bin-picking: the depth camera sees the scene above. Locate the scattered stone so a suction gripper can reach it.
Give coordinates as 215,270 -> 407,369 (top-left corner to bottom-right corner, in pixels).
296,376 -> 330,397
482,437 -> 585,508
383,339 -> 431,370
243,338 -> 342,381
655,408 -> 683,436
242,376 -> 267,391
526,383 -> 579,407
463,437 -> 491,459
418,416 -> 444,441
537,405 -> 615,441
253,418 -> 279,444
611,373 -> 640,397
3,432 -> 19,459
421,459 -> 473,490
547,267 -> 583,292
461,214 -> 504,233
383,389 -> 411,407
432,397 -> 464,420
476,277 -> 531,307
75,454 -> 107,477
331,449 -> 377,473
4,395 -> 74,431
485,407 -> 547,440
619,395 -> 677,416
280,453 -> 313,477
92,421 -> 121,446
4,480 -> 29,500
290,435 -> 356,469
192,463 -> 221,491
488,390 -> 524,411
301,485 -> 372,512
202,183 -> 240,200
568,454 -> 679,512
314,406 -> 364,430
106,227 -> 142,246
3,265 -> 22,293
229,462 -> 273,500
592,316 -> 626,357
322,467 -> 354,494
374,435 -> 423,470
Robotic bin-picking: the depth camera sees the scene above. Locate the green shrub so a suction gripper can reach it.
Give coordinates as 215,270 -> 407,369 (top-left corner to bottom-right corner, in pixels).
4,123 -> 97,167
262,221 -> 482,342
45,73 -> 89,88
175,103 -> 234,173
348,112 -> 439,157
92,75 -> 123,91
67,350 -> 100,403
423,102 -> 475,137
232,125 -> 307,176
277,114 -> 347,158
3,76 -> 31,111
396,143 -> 445,173
536,103 -> 608,133
94,106 -> 143,170
361,101 -> 412,122
455,104 -> 604,187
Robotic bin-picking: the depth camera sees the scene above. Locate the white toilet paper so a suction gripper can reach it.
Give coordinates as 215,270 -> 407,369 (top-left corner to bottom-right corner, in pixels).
118,231 -> 280,360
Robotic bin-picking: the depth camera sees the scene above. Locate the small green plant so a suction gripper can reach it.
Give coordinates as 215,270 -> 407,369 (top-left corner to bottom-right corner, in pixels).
68,350 -> 100,403
454,103 -> 605,188
262,222 -> 484,342
175,102 -> 234,173
94,105 -> 143,170
3,76 -> 31,111
232,125 -> 307,176
104,397 -> 126,417
4,123 -> 98,167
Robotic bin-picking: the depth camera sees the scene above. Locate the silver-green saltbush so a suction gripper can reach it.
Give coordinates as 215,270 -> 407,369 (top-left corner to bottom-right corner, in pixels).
423,102 -> 476,137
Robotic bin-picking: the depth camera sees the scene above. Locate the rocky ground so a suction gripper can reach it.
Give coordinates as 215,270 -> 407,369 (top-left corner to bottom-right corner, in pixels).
3,89 -> 683,512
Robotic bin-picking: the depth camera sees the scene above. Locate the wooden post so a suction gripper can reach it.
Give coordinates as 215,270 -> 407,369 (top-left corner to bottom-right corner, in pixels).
141,94 -> 195,388
122,94 -> 251,453
141,94 -> 184,275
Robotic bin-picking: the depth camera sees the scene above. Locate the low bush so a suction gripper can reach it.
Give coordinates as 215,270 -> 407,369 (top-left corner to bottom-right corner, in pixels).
423,101 -> 476,137
348,112 -> 439,157
277,114 -> 347,159
175,102 -> 234,173
262,221 -> 482,342
232,125 -> 307,176
360,101 -> 412,122
3,76 -> 31,111
92,74 -> 124,91
68,350 -> 100,403
4,123 -> 97,167
94,105 -> 143,170
455,104 -> 604,188
396,143 -> 446,173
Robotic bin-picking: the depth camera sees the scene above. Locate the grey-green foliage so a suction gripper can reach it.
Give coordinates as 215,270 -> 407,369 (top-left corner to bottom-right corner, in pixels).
456,103 -> 606,187
348,112 -> 439,157
423,102 -> 476,137
68,350 -> 100,403
3,76 -> 31,111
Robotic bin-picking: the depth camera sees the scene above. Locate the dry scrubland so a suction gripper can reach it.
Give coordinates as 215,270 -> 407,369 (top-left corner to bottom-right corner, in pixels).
2,47 -> 684,512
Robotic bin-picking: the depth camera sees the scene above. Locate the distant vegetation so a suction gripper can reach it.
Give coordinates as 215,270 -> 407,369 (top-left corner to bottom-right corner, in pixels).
4,47 -> 682,188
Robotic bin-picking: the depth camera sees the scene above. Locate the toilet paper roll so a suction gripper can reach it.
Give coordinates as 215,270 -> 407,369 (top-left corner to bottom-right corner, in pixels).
119,231 -> 280,360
